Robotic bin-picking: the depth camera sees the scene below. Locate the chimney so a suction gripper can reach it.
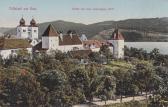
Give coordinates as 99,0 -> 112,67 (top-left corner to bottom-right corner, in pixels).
70,33 -> 73,38
60,33 -> 63,41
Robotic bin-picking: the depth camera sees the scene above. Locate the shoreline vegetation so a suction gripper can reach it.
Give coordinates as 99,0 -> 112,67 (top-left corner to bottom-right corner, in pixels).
0,46 -> 168,107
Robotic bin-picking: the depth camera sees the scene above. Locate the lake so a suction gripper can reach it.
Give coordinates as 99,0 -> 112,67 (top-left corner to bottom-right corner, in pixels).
125,42 -> 168,55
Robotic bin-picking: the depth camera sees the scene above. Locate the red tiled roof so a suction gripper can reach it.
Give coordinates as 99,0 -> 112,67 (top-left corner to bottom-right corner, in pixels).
42,24 -> 59,37
59,34 -> 82,45
34,34 -> 82,51
111,29 -> 124,40
83,40 -> 105,48
41,24 -> 82,45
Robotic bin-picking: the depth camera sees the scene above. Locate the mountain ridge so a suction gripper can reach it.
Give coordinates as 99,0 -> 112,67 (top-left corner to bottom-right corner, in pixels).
3,17 -> 168,42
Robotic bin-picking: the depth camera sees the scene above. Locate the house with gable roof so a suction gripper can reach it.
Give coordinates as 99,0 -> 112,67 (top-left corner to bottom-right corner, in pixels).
82,29 -> 124,59
34,24 -> 84,53
34,24 -> 124,59
0,38 -> 32,59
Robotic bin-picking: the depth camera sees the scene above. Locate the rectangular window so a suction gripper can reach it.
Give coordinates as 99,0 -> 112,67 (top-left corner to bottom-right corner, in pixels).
11,50 -> 14,53
34,30 -> 36,32
11,50 -> 17,53
23,30 -> 26,32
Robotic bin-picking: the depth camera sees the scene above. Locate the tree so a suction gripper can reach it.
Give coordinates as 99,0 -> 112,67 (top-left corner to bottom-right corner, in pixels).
49,50 -> 67,61
99,45 -> 112,63
38,70 -> 67,91
69,68 -> 88,89
155,67 -> 168,98
135,61 -> 157,103
150,48 -> 160,60
89,52 -> 106,64
113,68 -> 127,103
84,64 -> 103,103
89,52 -> 99,62
97,69 -> 116,104
16,49 -> 31,63
0,71 -> 48,107
38,70 -> 74,106
30,54 -> 44,73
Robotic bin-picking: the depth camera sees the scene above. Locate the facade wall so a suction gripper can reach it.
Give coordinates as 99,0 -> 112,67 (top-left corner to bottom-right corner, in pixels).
91,48 -> 100,52
17,26 -> 38,39
108,40 -> 124,58
28,27 -> 38,39
57,44 -> 84,52
42,37 -> 59,49
0,50 -> 14,59
42,37 -> 49,49
49,37 -> 59,49
0,48 -> 32,59
17,27 -> 29,38
117,40 -> 124,58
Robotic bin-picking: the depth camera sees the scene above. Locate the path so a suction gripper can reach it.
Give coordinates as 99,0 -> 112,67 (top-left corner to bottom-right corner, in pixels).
73,95 -> 150,107
92,95 -> 147,106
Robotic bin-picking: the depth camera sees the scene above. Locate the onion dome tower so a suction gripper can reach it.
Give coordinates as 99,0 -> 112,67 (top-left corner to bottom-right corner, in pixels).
30,18 -> 37,27
19,17 -> 25,26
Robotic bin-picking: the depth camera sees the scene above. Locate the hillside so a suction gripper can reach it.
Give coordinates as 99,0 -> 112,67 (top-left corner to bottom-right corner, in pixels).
0,27 -> 13,36
4,17 -> 168,42
0,27 -> 12,33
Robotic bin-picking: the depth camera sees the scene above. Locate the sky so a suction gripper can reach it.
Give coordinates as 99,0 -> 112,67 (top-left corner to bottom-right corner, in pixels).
0,0 -> 168,27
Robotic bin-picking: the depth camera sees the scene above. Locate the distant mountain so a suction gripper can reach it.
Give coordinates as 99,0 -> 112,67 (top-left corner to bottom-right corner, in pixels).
4,17 -> 168,42
37,20 -> 88,38
5,20 -> 88,38
0,27 -> 12,33
0,27 -> 13,36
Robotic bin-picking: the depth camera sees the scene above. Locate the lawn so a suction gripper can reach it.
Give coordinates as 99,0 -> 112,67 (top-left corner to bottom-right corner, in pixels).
104,60 -> 134,71
105,101 -> 147,107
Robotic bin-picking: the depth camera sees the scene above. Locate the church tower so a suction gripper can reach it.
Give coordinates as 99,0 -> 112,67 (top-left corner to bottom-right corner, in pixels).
42,24 -> 59,50
17,17 -> 29,38
17,17 -> 39,40
108,29 -> 124,59
28,18 -> 38,39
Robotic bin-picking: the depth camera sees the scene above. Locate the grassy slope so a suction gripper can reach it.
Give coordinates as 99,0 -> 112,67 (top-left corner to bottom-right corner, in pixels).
104,60 -> 134,71
105,101 -> 147,107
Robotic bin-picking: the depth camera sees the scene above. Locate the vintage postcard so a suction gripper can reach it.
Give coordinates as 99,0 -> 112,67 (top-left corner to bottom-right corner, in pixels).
0,0 -> 168,107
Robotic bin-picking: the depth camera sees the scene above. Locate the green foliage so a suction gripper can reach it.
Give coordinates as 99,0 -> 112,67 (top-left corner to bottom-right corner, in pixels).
148,95 -> 168,107
97,69 -> 116,102
89,52 -> 99,62
124,46 -> 149,60
38,70 -> 67,91
69,68 -> 89,89
0,48 -> 168,106
0,73 -> 49,107
99,45 -> 113,62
